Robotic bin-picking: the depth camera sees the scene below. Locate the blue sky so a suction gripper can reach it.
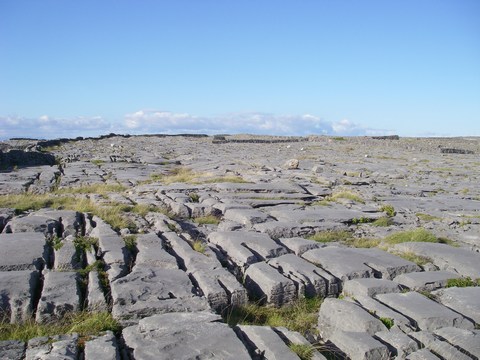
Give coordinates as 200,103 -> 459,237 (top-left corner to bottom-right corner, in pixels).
1,0 -> 479,139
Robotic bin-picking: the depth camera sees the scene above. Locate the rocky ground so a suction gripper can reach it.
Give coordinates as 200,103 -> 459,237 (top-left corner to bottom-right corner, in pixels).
0,134 -> 479,360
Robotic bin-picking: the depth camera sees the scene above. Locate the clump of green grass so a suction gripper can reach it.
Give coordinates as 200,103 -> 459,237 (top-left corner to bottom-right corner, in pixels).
193,215 -> 221,225
150,168 -> 247,185
130,203 -> 161,217
371,217 -> 394,227
55,183 -> 126,195
343,237 -> 381,248
0,311 -> 121,342
201,176 -> 247,184
90,159 -> 105,166
416,213 -> 441,222
446,277 -> 480,288
49,235 -> 63,251
379,317 -> 394,329
289,343 -> 315,360
332,136 -> 346,141
192,240 -> 207,254
384,228 -> 438,245
330,191 -> 365,204
307,230 -> 354,243
123,235 -> 137,251
189,193 -> 200,203
393,251 -> 432,266
351,217 -> 374,225
74,236 -> 98,252
224,297 -> 322,336
380,204 -> 396,217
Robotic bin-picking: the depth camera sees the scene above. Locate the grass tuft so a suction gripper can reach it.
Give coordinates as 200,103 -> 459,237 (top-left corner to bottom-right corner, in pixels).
380,204 -> 396,217
371,217 -> 394,227
307,230 -> 353,243
289,343 -> 315,360
150,168 -> 247,185
193,215 -> 221,225
330,191 -> 365,204
393,251 -> 432,266
0,312 -> 120,342
446,277 -> 480,288
192,240 -> 207,254
384,228 -> 438,245
379,317 -> 394,329
224,297 -> 322,336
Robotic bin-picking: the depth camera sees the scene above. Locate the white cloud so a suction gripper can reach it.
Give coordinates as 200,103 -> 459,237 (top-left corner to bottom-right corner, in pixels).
0,110 -> 394,140
0,115 -> 113,140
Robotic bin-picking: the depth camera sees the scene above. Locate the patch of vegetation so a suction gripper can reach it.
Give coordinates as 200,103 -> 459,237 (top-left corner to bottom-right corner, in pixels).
371,217 -> 394,227
380,204 -> 396,217
351,217 -> 374,225
310,199 -> 331,206
289,343 -> 315,360
342,237 -> 380,248
224,297 -> 322,336
150,168 -> 247,185
192,240 -> 207,254
73,236 -> 98,252
130,203 -> 161,217
123,235 -> 137,251
90,159 -> 105,166
330,191 -> 365,204
332,137 -> 346,141
379,317 -> 394,329
446,277 -> 480,288
416,213 -> 441,222
189,193 -> 200,203
393,251 -> 432,266
383,228 -> 440,245
55,183 -> 126,195
193,215 -> 221,225
0,311 -> 121,342
307,230 -> 354,243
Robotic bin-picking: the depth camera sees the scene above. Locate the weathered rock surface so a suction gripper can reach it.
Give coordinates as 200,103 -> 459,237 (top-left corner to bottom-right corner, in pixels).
0,270 -> 40,323
431,286 -> 480,324
123,312 -> 251,359
0,232 -> 47,271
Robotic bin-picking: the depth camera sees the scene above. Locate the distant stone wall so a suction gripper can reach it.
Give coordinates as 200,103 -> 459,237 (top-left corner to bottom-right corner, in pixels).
0,150 -> 56,168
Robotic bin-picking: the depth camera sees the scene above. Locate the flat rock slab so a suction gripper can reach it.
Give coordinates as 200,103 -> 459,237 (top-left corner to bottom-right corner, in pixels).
409,330 -> 471,360
223,208 -> 271,225
244,261 -> 297,306
342,278 -> 402,298
135,233 -> 178,269
268,254 -> 333,297
123,312 -> 251,360
0,270 -> 40,323
393,242 -> 480,278
431,286 -> 480,324
0,232 -> 47,271
277,237 -> 323,255
36,271 -> 82,323
374,330 -> 418,359
393,271 -> 461,291
208,231 -> 288,268
318,298 -> 387,340
236,325 -> 301,360
84,331 -> 119,360
434,327 -> 480,358
26,334 -> 78,360
302,247 -> 418,283
3,215 -> 60,235
406,348 -> 441,360
375,291 -> 474,331
274,327 -> 327,360
111,265 -> 208,324
0,340 -> 25,360
327,330 -> 389,360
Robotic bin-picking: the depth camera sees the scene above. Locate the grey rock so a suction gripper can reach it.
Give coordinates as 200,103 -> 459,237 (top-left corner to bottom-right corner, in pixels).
84,331 -> 119,360
223,208 -> 271,225
327,330 -> 389,360
0,270 -> 40,323
406,349 -> 441,360
431,286 -> 480,324
284,158 -> 300,169
53,235 -> 83,270
374,330 -> 418,359
273,327 -> 327,360
268,254 -> 332,297
375,291 -> 474,331
434,327 -> 480,358
35,271 -> 82,323
0,340 -> 25,360
277,237 -> 322,255
393,270 -> 461,291
26,334 -> 78,360
244,261 -> 297,306
123,312 -> 251,360
96,230 -> 131,282
111,264 -> 208,324
3,215 -> 60,235
36,209 -> 82,237
302,247 -> 418,283
393,242 -> 480,278
0,232 -> 47,271
87,271 -> 108,312
409,331 -> 471,360
342,278 -> 402,298
348,295 -> 415,332
135,233 -> 178,269
236,325 -> 301,360
318,298 -> 387,340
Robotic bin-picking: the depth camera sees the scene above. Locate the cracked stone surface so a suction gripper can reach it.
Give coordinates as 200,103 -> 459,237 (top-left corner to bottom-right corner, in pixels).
1,134 -> 479,359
